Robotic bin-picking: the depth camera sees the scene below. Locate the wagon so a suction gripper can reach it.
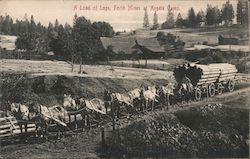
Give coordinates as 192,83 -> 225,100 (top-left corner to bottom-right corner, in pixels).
174,63 -> 237,100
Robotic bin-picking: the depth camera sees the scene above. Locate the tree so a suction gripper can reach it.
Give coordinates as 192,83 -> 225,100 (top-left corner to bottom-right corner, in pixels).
161,7 -> 175,29
64,23 -> 75,71
237,0 -> 249,26
152,11 -> 159,30
2,15 -> 12,34
143,8 -> 149,29
29,15 -> 36,33
187,8 -> 196,27
214,6 -> 222,26
176,13 -> 184,28
221,0 -> 234,26
92,21 -> 114,37
205,5 -> 222,26
73,16 -> 94,73
54,19 -> 59,32
196,10 -> 205,27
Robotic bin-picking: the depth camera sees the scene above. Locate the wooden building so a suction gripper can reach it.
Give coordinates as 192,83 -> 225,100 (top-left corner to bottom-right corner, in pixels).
100,36 -> 165,60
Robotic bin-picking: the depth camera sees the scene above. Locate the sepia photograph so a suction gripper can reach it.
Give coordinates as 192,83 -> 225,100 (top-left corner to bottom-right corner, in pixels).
0,0 -> 249,158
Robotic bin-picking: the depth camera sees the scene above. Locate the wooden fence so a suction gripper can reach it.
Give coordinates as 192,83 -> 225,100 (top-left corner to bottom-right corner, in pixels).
0,116 -> 36,139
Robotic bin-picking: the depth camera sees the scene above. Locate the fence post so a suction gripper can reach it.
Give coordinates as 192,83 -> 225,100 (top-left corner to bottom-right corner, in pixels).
112,117 -> 116,131
74,115 -> 78,129
101,126 -> 106,152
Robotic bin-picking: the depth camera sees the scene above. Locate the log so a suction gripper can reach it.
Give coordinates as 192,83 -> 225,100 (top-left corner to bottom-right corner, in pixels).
220,74 -> 236,78
199,74 -> 235,82
174,63 -> 237,87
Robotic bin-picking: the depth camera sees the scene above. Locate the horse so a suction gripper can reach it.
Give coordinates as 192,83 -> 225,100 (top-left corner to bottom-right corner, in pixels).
7,102 -> 29,134
63,94 -> 79,125
79,98 -> 107,122
157,83 -> 175,110
141,85 -> 159,112
29,104 -> 67,139
129,88 -> 141,111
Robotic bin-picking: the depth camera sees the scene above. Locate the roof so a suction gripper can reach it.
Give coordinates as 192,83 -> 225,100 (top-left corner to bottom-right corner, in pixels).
219,35 -> 239,39
100,36 -> 164,54
0,35 -> 17,50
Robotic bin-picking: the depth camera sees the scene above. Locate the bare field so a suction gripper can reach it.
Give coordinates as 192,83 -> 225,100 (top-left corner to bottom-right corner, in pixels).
137,27 -> 249,47
0,59 -> 173,80
109,58 -> 188,71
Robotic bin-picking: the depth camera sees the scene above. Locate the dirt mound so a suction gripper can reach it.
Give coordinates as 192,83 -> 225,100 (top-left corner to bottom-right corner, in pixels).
106,104 -> 249,158
0,73 -> 167,109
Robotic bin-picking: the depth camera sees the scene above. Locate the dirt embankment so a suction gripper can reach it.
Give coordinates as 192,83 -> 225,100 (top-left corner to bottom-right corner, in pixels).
0,72 -> 167,109
106,104 -> 249,158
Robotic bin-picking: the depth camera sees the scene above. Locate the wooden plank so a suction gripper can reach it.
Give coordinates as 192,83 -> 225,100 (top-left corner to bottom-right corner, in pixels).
0,120 -> 18,125
12,127 -> 36,134
0,133 -> 13,138
0,129 -> 12,134
0,116 -> 16,122
65,114 -> 83,123
27,123 -> 36,128
0,124 -> 12,129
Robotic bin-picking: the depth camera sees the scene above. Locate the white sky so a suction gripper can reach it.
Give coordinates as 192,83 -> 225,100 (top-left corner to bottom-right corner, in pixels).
0,0 -> 238,31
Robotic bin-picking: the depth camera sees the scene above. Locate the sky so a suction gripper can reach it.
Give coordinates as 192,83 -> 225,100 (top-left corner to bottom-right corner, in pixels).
0,0 -> 238,31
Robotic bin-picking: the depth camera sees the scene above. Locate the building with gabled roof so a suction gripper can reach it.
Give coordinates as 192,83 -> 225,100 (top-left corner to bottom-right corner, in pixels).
100,36 -> 165,60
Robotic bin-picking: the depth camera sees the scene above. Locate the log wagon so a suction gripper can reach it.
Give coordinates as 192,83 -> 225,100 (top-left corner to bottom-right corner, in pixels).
173,63 -> 237,100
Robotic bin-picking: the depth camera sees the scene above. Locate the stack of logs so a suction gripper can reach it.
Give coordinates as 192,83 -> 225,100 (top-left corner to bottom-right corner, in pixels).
173,63 -> 237,86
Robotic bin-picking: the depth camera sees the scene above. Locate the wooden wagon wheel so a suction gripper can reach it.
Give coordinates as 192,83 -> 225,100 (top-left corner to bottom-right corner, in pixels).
227,80 -> 235,92
194,88 -> 201,101
208,83 -> 216,97
216,83 -> 223,95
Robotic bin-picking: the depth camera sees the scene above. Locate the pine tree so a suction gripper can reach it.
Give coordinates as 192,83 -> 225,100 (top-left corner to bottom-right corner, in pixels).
237,0 -> 248,26
161,7 -> 175,29
196,10 -> 205,27
214,6 -> 222,26
176,13 -> 184,28
54,19 -> 59,32
152,11 -> 159,30
143,8 -> 149,29
188,8 -> 196,27
30,15 -> 36,33
221,0 -> 234,26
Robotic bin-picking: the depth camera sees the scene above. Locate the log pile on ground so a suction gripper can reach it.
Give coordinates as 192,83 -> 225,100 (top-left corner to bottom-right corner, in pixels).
173,63 -> 237,86
106,104 -> 249,158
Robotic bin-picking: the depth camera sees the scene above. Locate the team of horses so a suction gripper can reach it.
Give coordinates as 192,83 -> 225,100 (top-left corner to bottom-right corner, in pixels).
5,82 -> 190,140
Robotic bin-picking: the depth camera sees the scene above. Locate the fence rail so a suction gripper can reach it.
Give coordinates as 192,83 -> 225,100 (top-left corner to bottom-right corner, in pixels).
235,73 -> 250,82
0,116 -> 36,139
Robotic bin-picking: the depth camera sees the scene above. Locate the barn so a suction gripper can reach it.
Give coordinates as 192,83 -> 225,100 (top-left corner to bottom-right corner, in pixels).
100,36 -> 165,60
